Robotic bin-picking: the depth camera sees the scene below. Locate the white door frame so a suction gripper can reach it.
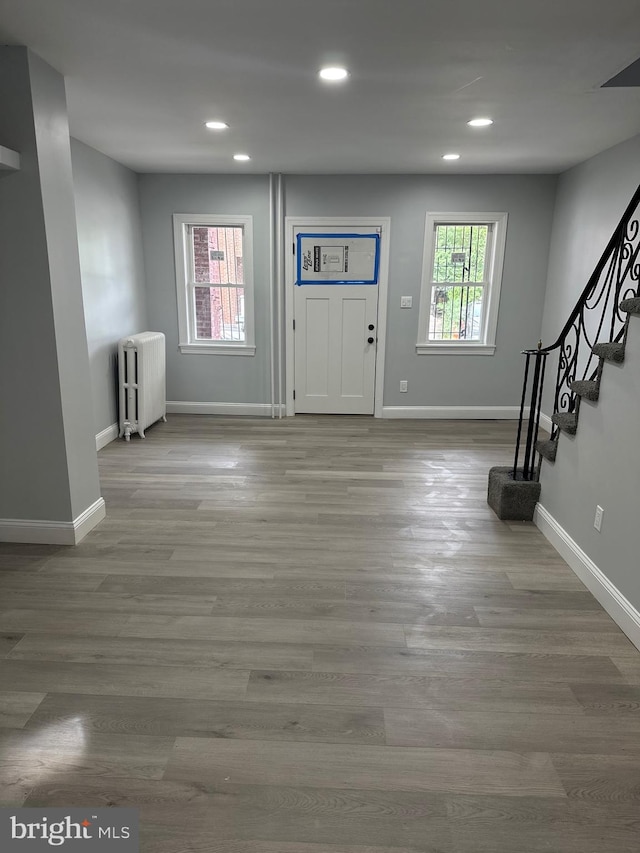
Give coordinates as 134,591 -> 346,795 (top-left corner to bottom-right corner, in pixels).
284,216 -> 391,418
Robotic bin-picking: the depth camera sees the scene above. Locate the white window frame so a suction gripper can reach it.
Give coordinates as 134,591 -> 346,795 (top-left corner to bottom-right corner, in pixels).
416,211 -> 508,356
173,213 -> 256,356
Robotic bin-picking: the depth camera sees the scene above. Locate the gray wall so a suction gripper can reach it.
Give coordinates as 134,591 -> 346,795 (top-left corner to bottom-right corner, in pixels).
541,134 -> 640,346
539,318 -> 640,609
71,139 -> 148,434
0,47 -> 100,521
539,133 -> 640,416
286,175 -> 557,408
538,132 -> 640,612
139,173 -> 557,408
139,174 -> 271,404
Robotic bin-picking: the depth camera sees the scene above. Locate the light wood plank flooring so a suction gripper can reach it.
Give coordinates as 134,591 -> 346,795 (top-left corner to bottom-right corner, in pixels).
2,415 -> 640,852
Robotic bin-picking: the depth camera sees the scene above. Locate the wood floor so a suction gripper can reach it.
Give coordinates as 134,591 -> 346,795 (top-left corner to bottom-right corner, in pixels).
1,415 -> 640,852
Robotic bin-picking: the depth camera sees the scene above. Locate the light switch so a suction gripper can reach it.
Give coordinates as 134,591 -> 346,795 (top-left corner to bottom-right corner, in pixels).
400,296 -> 412,308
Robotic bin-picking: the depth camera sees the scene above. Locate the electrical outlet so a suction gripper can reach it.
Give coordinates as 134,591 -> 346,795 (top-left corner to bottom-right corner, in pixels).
399,380 -> 408,392
594,505 -> 604,532
400,296 -> 412,308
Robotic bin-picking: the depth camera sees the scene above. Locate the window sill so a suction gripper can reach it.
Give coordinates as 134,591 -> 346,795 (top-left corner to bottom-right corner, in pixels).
179,343 -> 256,356
416,343 -> 496,356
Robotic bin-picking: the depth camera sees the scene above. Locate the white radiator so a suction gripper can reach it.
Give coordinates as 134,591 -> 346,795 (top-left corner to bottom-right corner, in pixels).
118,332 -> 167,441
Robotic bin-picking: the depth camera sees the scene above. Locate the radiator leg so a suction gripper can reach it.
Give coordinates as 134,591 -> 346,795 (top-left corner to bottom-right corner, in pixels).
162,415 -> 167,423
139,428 -> 146,439
124,424 -> 132,442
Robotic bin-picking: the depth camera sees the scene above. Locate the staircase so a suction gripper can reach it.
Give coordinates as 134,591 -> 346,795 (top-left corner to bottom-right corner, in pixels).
488,185 -> 640,521
539,296 -> 640,465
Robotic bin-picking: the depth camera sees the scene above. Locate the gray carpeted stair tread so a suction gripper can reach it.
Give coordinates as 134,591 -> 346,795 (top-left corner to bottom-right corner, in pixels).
536,439 -> 558,462
570,379 -> 600,401
592,341 -> 625,363
551,412 -> 578,435
620,296 -> 640,315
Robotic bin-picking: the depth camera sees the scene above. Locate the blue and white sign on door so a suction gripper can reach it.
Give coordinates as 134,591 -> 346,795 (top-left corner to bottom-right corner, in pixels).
296,233 -> 380,285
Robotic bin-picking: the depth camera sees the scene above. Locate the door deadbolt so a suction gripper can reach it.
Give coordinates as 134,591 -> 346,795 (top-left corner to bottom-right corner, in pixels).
367,337 -> 375,344
368,324 -> 375,331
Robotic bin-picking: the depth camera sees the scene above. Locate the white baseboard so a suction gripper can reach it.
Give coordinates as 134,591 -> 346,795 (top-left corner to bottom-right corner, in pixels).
73,498 -> 107,543
168,402 -> 526,421
535,503 -> 640,652
381,406 -> 528,420
167,401 -> 285,417
96,422 -> 119,451
0,497 -> 106,546
538,412 -> 553,433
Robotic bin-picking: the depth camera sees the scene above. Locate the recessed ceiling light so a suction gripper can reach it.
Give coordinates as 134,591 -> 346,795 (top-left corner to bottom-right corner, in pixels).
467,118 -> 493,127
205,121 -> 229,130
233,153 -> 251,161
442,153 -> 461,160
319,66 -> 349,81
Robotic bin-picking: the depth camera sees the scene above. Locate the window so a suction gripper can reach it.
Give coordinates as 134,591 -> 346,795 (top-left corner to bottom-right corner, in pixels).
417,212 -> 507,355
173,213 -> 255,355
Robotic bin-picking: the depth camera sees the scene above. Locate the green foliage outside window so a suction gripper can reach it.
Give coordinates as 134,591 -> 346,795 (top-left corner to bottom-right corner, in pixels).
430,224 -> 489,340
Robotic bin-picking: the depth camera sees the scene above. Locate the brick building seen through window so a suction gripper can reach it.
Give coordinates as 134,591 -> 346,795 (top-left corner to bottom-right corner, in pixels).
192,225 -> 245,341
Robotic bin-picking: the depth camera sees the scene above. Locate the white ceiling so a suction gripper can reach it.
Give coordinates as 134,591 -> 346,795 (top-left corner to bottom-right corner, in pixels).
1,0 -> 640,174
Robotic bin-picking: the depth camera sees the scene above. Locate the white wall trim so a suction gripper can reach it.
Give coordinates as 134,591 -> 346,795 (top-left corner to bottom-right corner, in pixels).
167,401 -> 285,417
0,144 -> 21,171
416,343 -> 496,356
178,344 -> 256,356
539,412 -> 553,433
416,211 -> 508,353
0,497 -> 106,546
96,422 -> 119,451
73,498 -> 107,543
173,213 -> 255,353
535,503 -> 640,652
381,405 -> 528,420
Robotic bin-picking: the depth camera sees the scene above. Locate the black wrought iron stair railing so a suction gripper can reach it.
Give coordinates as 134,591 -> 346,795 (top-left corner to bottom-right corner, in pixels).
512,183 -> 640,483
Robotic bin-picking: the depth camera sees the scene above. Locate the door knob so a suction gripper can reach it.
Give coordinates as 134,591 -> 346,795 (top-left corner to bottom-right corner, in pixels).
367,337 -> 375,344
368,324 -> 375,331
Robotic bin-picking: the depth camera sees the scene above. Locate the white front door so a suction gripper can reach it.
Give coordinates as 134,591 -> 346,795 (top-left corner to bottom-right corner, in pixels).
293,226 -> 380,415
